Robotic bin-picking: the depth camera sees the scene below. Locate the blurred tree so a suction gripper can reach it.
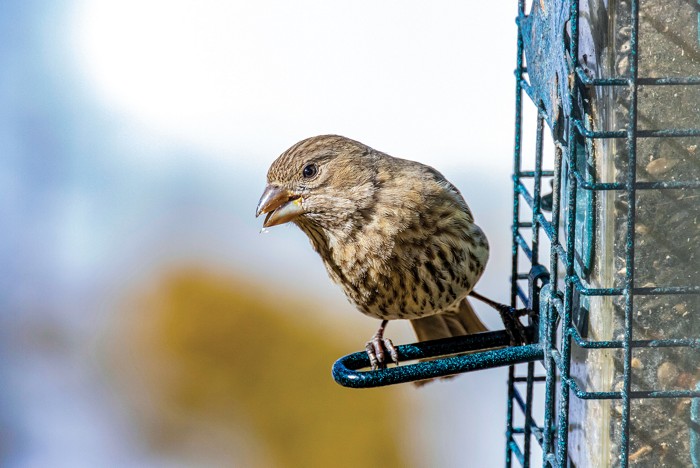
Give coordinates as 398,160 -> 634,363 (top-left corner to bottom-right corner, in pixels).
119,268 -> 408,467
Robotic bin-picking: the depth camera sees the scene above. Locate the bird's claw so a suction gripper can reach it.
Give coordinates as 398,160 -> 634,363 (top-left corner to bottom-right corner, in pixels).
469,291 -> 532,346
365,335 -> 399,370
500,307 -> 530,346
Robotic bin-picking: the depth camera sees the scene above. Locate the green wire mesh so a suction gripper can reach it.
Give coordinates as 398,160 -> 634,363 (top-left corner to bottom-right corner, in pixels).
335,1 -> 700,466
510,0 -> 700,466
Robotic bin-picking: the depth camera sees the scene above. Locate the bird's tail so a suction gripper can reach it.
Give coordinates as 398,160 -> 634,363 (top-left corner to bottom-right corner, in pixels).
408,298 -> 487,386
409,297 -> 487,342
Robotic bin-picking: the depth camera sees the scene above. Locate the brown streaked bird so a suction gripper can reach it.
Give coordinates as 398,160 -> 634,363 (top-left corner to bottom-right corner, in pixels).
256,135 -> 490,371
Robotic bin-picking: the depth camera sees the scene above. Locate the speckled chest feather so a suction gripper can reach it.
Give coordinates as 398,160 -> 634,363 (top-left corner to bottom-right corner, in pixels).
296,157 -> 490,321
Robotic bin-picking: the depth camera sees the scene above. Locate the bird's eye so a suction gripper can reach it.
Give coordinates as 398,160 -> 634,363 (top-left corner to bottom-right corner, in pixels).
302,163 -> 318,179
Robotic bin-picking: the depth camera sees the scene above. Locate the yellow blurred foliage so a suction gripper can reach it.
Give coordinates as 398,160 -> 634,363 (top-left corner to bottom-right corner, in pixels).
120,268 -> 409,467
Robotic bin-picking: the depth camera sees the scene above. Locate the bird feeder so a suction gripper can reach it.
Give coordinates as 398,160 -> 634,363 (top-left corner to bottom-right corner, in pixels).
333,1 -> 700,466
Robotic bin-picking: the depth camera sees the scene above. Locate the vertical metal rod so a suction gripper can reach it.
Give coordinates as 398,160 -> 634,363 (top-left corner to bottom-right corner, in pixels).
697,0 -> 700,47
555,124 -> 578,467
690,383 -> 700,467
506,365 -> 516,468
523,110 -> 545,468
508,2 -> 526,466
619,0 -> 641,465
533,114 -> 545,266
541,293 -> 556,467
569,0 -> 579,64
512,6 -> 525,309
523,361 -> 536,468
555,0 -> 580,464
542,146 -> 563,464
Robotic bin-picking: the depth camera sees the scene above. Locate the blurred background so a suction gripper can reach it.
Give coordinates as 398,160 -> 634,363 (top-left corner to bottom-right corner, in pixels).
1,1 -> 523,466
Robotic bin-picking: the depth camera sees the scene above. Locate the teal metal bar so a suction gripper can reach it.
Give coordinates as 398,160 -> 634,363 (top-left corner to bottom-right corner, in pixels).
691,383 -> 700,467
576,66 -> 700,86
332,333 -> 543,388
507,2 -> 528,465
620,4 -> 641,462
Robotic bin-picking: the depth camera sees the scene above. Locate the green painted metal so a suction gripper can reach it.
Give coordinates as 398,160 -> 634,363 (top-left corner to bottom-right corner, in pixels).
332,0 -> 700,466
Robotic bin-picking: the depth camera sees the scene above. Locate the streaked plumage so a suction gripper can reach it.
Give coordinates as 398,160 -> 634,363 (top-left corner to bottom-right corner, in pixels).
257,135 -> 490,369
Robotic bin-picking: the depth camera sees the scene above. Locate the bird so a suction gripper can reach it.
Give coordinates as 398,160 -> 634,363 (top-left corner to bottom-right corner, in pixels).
256,135 -> 495,371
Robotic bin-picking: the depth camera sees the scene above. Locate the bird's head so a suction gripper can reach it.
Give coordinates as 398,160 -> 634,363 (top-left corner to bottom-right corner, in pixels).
256,135 -> 379,233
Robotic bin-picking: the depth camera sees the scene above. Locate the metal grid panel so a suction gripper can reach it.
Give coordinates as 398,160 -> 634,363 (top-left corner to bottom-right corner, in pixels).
334,1 -> 699,466
511,0 -> 700,466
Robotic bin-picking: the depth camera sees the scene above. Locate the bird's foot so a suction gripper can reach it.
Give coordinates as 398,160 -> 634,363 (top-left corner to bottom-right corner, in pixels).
498,307 -> 530,346
469,291 -> 531,346
365,322 -> 399,370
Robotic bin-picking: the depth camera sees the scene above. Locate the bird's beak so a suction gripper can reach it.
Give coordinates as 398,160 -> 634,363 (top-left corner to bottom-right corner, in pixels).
255,184 -> 305,228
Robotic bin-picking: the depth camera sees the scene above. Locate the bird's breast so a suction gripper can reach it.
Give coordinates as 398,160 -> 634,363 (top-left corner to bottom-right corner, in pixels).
326,222 -> 489,321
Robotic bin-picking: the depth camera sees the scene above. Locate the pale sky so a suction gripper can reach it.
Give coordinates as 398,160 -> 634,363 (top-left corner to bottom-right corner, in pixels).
66,5 -> 528,466
6,2 -> 538,466
71,0 -> 518,173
